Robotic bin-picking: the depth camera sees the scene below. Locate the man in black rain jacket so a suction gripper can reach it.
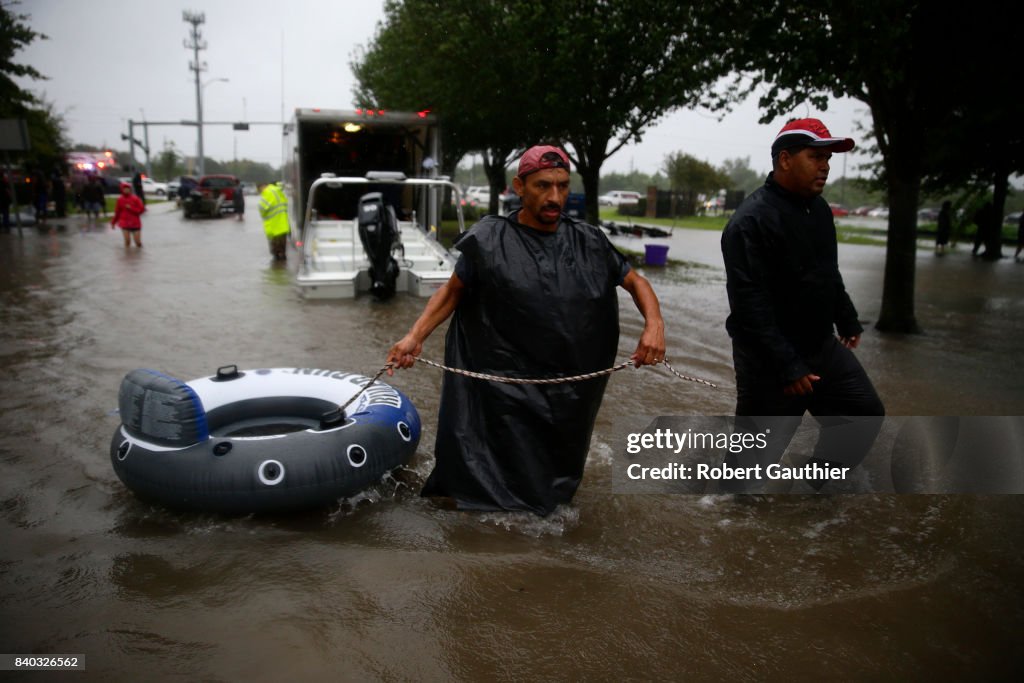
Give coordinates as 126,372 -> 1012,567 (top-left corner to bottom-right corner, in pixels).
720,118 -> 884,492
387,145 -> 665,515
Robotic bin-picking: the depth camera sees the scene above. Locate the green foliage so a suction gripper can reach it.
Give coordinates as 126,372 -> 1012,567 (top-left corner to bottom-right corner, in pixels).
153,147 -> 184,182
18,98 -> 68,170
1,4 -> 67,171
663,152 -> 729,195
821,176 -> 885,210
600,170 -> 666,194
353,0 -> 731,223
222,159 -> 279,184
0,2 -> 47,113
720,157 -> 763,195
713,0 -> 1021,332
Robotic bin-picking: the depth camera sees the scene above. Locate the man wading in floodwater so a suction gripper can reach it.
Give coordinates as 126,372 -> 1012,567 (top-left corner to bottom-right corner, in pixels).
387,145 -> 665,515
720,119 -> 885,492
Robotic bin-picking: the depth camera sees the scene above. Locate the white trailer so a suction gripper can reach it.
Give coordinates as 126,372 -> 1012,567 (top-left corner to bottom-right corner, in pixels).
283,109 -> 463,298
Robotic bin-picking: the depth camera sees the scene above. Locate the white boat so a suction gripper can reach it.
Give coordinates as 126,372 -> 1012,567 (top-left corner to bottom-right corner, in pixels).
295,172 -> 465,299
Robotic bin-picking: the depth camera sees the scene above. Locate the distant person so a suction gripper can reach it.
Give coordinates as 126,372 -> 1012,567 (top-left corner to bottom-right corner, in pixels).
935,200 -> 952,254
31,169 -> 48,224
111,182 -> 145,248
233,179 -> 245,221
721,118 -> 885,492
51,170 -> 67,218
178,177 -> 192,203
132,171 -> 145,204
258,181 -> 289,260
82,175 -> 105,221
1016,211 -> 1023,263
70,177 -> 84,213
0,170 -> 11,230
971,201 -> 1001,260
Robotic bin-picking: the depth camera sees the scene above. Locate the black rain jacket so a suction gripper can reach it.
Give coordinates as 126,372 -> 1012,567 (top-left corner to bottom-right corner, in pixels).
422,212 -> 629,515
721,173 -> 862,383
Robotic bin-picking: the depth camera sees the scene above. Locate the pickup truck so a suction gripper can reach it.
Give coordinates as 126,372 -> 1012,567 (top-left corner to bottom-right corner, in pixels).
598,190 -> 642,206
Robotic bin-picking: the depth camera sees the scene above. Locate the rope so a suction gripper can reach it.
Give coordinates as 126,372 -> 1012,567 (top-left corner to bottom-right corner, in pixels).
337,363 -> 396,416
414,357 -> 635,384
655,359 -> 718,388
338,357 -> 716,415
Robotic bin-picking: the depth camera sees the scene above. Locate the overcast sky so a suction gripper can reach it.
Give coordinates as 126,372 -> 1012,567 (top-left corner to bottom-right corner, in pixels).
18,0 -> 877,178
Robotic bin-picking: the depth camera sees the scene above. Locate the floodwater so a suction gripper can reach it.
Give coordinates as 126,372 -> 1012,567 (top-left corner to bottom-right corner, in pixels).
1,203 -> 1022,680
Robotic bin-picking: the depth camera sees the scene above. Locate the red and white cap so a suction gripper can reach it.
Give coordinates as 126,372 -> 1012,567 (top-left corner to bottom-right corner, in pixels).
771,118 -> 855,155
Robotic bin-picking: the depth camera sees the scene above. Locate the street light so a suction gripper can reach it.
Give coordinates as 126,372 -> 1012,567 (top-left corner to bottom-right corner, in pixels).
198,77 -> 229,176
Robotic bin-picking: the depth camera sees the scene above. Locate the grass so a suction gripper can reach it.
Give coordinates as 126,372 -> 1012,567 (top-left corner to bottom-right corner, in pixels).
445,208 -> 1017,253
599,207 -> 727,231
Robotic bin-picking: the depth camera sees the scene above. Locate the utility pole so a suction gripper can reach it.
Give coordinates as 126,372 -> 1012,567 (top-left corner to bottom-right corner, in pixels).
126,120 -> 136,172
122,122 -> 149,175
183,11 -> 207,176
140,109 -> 152,177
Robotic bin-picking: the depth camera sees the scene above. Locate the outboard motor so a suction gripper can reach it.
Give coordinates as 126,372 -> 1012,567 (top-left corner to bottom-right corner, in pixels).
357,192 -> 401,299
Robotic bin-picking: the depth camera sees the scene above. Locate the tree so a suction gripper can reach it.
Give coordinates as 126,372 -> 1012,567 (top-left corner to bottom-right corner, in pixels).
353,0 -> 536,214
599,169 -> 666,194
663,151 -> 729,213
1,3 -> 68,170
919,66 -> 1024,259
720,157 -> 762,195
153,146 -> 184,183
530,1 -> 732,224
354,0 -> 731,223
719,0 -> 1021,333
0,2 -> 45,112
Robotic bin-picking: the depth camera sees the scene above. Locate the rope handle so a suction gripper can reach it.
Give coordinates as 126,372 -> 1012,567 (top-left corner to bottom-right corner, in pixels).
338,357 -> 715,416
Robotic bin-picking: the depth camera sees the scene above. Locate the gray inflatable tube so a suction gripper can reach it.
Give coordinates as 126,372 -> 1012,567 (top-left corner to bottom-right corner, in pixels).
110,366 -> 421,513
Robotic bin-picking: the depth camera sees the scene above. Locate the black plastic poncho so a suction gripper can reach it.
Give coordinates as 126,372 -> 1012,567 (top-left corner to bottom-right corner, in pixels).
421,212 -> 630,515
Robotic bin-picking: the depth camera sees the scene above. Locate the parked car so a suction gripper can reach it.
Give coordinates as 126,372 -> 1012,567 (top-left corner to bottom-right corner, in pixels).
499,187 -> 521,214
598,190 -> 642,206
852,205 -> 874,216
867,207 -> 890,218
197,174 -> 240,211
139,177 -> 168,197
464,185 -> 490,206
115,176 -> 167,197
1003,211 -> 1022,225
829,203 -> 849,217
917,207 -> 940,221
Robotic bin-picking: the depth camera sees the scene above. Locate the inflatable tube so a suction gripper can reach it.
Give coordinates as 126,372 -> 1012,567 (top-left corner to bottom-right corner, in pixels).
110,366 -> 420,513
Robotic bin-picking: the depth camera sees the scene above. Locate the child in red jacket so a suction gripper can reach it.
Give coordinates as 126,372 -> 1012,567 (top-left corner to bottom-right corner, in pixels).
110,182 -> 146,247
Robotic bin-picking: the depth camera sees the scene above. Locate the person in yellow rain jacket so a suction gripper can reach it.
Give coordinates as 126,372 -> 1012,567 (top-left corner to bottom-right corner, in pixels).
258,181 -> 290,260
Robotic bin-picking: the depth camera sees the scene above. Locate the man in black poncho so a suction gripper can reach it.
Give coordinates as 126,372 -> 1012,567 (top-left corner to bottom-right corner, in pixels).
387,145 -> 665,515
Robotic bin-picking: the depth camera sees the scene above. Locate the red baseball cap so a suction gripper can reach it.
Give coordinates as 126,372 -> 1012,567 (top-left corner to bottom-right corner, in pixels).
771,118 -> 855,156
517,145 -> 571,178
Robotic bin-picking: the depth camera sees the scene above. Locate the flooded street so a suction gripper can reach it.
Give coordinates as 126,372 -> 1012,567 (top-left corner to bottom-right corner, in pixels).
1,202 -> 1022,680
